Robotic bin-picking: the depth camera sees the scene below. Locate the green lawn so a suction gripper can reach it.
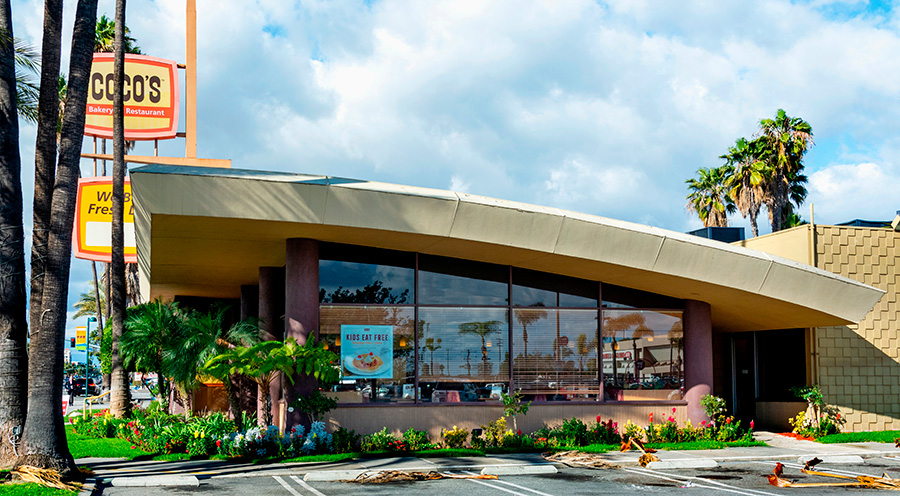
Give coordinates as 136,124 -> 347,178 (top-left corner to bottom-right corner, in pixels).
0,483 -> 78,496
817,430 -> 900,444
561,439 -> 766,453
0,469 -> 79,496
66,424 -> 153,460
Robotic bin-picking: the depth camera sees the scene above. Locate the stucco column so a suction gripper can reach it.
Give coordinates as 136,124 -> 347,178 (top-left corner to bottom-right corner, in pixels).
284,239 -> 319,426
240,285 -> 259,320
258,267 -> 285,424
683,299 -> 713,423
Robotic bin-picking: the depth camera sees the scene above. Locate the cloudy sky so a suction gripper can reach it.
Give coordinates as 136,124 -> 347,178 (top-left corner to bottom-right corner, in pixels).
9,0 -> 900,343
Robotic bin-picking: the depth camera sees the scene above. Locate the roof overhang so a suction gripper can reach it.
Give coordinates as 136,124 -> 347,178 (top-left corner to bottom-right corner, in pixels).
131,165 -> 884,332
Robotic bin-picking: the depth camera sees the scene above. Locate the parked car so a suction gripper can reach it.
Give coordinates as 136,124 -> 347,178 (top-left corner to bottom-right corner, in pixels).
72,378 -> 100,396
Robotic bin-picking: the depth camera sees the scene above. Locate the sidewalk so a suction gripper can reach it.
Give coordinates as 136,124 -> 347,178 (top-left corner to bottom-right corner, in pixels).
75,431 -> 900,494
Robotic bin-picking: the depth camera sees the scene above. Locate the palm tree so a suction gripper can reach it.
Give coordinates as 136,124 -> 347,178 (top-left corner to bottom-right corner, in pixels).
756,109 -> 813,232
723,138 -> 767,237
685,165 -> 735,227
120,300 -> 185,413
72,280 -> 106,321
108,0 -> 129,419
176,306 -> 259,425
8,36 -> 39,123
18,0 -> 98,476
0,16 -> 29,468
94,14 -> 140,54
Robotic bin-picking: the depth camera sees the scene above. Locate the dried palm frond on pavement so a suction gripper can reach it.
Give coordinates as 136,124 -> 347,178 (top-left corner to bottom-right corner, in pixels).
543,450 -> 619,469
765,461 -> 900,490
347,470 -> 499,484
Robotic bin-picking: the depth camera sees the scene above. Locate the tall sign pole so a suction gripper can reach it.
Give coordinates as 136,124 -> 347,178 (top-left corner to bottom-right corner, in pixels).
186,0 -> 197,158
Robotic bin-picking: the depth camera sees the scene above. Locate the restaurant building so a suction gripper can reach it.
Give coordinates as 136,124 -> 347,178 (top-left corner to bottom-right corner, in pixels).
130,165 -> 882,436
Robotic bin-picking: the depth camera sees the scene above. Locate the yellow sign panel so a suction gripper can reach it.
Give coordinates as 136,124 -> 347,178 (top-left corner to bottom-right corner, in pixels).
84,53 -> 179,140
73,177 -> 136,263
76,326 -> 87,345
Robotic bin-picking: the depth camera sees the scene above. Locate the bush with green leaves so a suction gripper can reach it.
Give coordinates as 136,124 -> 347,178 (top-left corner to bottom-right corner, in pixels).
441,425 -> 468,449
361,427 -> 398,452
552,417 -> 590,447
332,426 -> 361,453
402,428 -> 432,450
700,394 -> 727,422
292,389 -> 338,422
591,415 -> 621,445
789,385 -> 844,438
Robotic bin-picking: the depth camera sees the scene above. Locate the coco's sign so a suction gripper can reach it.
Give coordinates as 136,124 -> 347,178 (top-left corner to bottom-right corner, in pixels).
84,53 -> 179,140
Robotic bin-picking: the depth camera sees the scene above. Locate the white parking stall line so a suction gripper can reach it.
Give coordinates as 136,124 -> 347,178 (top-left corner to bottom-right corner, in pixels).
273,476 -> 304,496
622,467 -> 780,496
753,460 -> 869,478
463,476 -> 530,495
462,471 -> 556,496
290,475 -> 327,496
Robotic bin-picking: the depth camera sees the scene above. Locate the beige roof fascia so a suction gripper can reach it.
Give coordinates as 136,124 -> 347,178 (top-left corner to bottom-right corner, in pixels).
131,165 -> 884,331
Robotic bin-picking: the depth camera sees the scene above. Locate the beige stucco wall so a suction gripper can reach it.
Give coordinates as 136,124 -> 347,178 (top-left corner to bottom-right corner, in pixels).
814,225 -> 900,431
744,225 -> 899,431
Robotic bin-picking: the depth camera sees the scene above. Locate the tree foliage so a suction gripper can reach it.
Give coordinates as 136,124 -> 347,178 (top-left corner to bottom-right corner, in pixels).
686,109 -> 812,235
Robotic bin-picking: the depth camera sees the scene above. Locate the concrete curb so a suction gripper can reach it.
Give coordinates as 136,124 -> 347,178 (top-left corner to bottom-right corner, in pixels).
481,465 -> 558,476
110,475 -> 200,487
303,470 -> 368,482
77,477 -> 100,496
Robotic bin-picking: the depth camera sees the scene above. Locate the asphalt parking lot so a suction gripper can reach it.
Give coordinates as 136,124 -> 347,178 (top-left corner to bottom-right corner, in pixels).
93,456 -> 900,496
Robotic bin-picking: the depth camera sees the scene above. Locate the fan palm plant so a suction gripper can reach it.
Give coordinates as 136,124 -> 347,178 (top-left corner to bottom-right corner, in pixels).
170,305 -> 260,421
756,109 -> 813,232
723,137 -> 767,237
121,299 -> 186,412
685,165 -> 735,227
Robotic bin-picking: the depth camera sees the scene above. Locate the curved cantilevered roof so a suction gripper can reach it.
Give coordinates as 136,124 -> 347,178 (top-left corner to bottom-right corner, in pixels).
131,165 -> 883,332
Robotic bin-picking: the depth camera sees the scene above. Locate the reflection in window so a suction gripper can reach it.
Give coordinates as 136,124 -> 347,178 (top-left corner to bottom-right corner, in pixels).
319,306 -> 415,403
319,260 -> 413,304
418,255 -> 508,306
602,309 -> 683,401
512,268 -> 597,308
602,284 -> 682,309
418,308 -> 509,403
512,309 -> 598,401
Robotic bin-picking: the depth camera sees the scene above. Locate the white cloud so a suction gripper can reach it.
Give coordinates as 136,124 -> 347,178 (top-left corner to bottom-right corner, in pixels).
808,162 -> 900,223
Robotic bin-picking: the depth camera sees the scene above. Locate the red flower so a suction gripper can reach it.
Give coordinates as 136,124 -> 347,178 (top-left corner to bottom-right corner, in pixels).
726,417 -> 732,424
672,407 -> 676,414
596,415 -> 602,423
517,429 -> 522,436
649,413 -> 653,423
668,416 -> 674,423
216,440 -> 222,447
750,420 -> 755,430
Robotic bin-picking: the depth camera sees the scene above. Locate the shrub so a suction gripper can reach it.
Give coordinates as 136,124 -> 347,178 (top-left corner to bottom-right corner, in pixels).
402,428 -> 431,451
700,394 -> 727,422
441,426 -> 468,449
789,385 -> 845,438
481,417 -> 512,448
362,427 -> 397,452
590,415 -> 621,445
622,420 -> 645,441
332,427 -> 361,453
553,417 -> 589,447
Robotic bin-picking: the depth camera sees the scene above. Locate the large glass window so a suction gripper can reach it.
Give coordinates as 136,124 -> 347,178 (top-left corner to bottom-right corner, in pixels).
319,243 -> 414,304
602,309 -> 683,401
512,269 -> 597,308
418,255 -> 508,306
418,308 -> 509,403
319,306 -> 415,403
512,309 -> 599,401
318,244 -> 686,405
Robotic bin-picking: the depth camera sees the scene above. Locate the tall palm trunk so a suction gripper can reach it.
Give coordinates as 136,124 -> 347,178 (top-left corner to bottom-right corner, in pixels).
0,0 -> 28,468
109,0 -> 130,417
29,0 -> 63,348
16,0 -> 97,475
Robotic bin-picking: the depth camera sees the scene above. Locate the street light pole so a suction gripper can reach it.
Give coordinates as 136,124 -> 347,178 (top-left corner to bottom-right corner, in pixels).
86,316 -> 97,385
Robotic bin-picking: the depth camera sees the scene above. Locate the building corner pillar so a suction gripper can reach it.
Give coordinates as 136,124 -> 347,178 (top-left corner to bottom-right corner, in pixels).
259,266 -> 285,425
284,238 -> 319,427
684,299 -> 713,423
